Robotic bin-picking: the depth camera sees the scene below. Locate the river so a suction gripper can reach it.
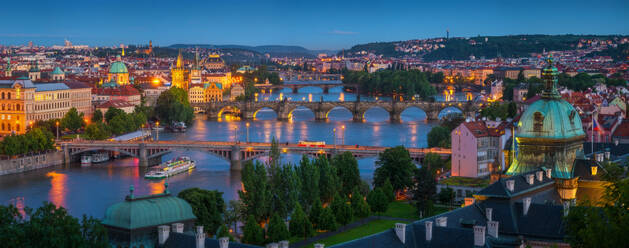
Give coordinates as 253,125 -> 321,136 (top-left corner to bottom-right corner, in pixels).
0,86 -> 466,218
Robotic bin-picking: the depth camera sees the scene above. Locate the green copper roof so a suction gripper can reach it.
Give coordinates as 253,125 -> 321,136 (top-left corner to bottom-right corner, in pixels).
516,99 -> 585,140
109,61 -> 128,74
102,188 -> 196,230
51,67 -> 64,75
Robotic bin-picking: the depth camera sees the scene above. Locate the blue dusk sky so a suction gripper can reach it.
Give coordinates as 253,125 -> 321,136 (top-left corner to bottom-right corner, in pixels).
1,0 -> 627,50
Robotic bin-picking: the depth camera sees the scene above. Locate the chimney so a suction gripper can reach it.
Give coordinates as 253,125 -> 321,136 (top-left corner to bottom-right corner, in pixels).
172,223 -> 184,233
523,197 -> 532,216
545,168 -> 552,178
395,223 -> 406,244
605,149 -> 611,160
506,180 -> 515,192
464,197 -> 475,206
485,208 -> 493,221
279,240 -> 289,248
487,221 -> 499,238
425,221 -> 433,241
195,226 -> 205,248
526,174 -> 534,185
267,243 -> 278,248
314,243 -> 325,248
473,225 -> 486,247
563,201 -> 570,217
535,171 -> 544,182
219,237 -> 229,248
435,217 -> 447,227
158,225 -> 170,245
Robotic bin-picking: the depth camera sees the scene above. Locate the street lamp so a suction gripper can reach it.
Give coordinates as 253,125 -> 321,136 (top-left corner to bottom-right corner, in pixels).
56,121 -> 59,140
341,125 -> 345,146
155,121 -> 160,141
246,122 -> 250,143
333,128 -> 337,149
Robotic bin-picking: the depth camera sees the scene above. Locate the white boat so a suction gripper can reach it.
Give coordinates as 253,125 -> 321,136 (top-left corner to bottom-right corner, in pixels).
92,152 -> 110,163
144,156 -> 196,179
81,155 -> 92,166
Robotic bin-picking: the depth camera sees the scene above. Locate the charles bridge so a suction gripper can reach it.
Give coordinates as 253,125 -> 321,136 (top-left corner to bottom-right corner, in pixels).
60,140 -> 451,170
192,99 -> 482,121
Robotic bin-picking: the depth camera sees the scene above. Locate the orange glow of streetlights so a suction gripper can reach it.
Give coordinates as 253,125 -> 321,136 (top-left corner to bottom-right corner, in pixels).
152,79 -> 160,85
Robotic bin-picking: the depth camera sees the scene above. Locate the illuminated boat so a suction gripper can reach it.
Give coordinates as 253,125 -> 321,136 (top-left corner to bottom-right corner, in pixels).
144,156 -> 195,179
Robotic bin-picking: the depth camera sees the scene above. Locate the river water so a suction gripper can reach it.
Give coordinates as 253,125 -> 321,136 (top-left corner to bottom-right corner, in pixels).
0,86 -> 466,218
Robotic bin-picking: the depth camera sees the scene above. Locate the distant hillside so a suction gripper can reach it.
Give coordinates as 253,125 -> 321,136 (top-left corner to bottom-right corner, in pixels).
343,34 -> 629,61
168,44 -> 331,58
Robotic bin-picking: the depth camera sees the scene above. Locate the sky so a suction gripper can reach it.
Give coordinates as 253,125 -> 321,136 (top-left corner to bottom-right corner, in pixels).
1,0 -> 627,50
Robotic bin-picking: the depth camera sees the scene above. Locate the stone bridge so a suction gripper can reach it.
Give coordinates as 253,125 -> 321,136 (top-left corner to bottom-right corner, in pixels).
60,140 -> 451,170
255,82 -> 354,94
193,100 -> 481,121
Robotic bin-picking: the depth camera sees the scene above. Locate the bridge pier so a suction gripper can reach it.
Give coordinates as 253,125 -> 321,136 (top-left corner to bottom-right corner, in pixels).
63,143 -> 70,165
292,87 -> 299,94
323,86 -> 329,94
352,113 -> 364,122
230,145 -> 242,170
390,113 -> 402,123
427,111 -> 440,121
139,143 -> 148,167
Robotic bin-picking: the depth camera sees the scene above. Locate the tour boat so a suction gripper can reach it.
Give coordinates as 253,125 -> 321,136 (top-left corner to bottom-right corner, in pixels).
92,152 -> 110,163
81,155 -> 92,166
144,156 -> 195,179
169,122 -> 187,132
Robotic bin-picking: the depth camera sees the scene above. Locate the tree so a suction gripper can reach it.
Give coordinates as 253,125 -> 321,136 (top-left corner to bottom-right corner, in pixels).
269,137 -> 281,166
267,213 -> 289,243
423,153 -> 445,174
61,107 -> 84,132
332,152 -> 361,197
427,126 -> 450,148
242,215 -> 264,245
330,193 -> 352,225
350,188 -> 371,218
0,202 -> 108,248
367,188 -> 389,213
316,156 -> 340,203
91,109 -> 103,123
269,164 -> 300,219
84,123 -> 111,140
297,155 -> 319,211
289,203 -> 314,239
178,188 -> 225,235
382,178 -> 395,202
318,207 -> 337,231
413,167 -> 437,218
155,87 -> 194,125
104,107 -> 124,123
438,187 -> 455,205
309,198 -> 323,229
440,113 -> 465,131
216,224 -> 234,241
374,146 -> 417,192
238,161 -> 271,223
565,163 -> 628,248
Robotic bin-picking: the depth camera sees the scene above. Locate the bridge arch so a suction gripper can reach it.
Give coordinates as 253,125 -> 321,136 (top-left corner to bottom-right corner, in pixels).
438,106 -> 464,119
399,106 -> 428,121
284,105 -> 316,121
325,106 -> 353,121
217,105 -> 242,119
361,106 -> 391,122
70,147 -> 137,158
253,107 -> 279,120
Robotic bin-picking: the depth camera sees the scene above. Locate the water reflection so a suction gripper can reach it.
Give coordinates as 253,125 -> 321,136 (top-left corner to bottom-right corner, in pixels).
46,171 -> 67,207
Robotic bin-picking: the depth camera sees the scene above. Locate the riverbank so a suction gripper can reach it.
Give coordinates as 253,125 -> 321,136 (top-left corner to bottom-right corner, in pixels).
0,151 -> 64,176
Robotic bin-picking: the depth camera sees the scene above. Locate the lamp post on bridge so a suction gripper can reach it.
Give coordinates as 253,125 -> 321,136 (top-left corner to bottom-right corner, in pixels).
333,128 -> 336,149
246,122 -> 250,143
155,121 -> 160,141
56,121 -> 59,140
341,125 -> 345,146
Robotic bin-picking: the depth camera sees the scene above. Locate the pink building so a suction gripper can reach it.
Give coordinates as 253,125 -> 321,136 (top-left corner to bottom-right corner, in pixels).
451,121 -> 508,178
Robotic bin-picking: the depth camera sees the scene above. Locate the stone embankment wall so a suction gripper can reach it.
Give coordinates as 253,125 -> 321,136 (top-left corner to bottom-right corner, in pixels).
0,151 -> 64,176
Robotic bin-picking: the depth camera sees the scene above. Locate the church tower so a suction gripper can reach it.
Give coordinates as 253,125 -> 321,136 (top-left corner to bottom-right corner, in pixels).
506,55 -> 585,201
171,49 -> 188,90
190,49 -> 202,85
4,58 -> 11,77
28,61 -> 41,81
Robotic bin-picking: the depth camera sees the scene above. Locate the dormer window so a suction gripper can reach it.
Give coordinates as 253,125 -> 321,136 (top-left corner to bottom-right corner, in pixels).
534,112 -> 544,132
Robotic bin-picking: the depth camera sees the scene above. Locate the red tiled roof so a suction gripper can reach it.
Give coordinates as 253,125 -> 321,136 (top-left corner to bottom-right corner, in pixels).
463,121 -> 502,138
612,120 -> 629,138
95,99 -> 134,109
93,85 -> 140,96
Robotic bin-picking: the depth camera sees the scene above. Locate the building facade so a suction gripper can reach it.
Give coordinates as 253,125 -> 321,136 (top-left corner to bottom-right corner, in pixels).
451,121 -> 504,178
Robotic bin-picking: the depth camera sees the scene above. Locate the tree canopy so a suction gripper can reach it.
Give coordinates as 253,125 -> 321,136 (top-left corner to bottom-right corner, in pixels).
61,107 -> 84,133
374,146 -> 417,191
155,87 -> 194,125
178,188 -> 226,235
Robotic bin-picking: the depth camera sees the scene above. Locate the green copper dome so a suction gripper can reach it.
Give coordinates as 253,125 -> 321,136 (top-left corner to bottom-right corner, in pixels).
102,189 -> 196,230
506,55 -> 585,179
516,99 -> 584,139
109,56 -> 128,74
51,67 -> 64,75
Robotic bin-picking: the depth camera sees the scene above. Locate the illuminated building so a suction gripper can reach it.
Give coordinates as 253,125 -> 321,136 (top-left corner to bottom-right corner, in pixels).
203,54 -> 225,70
204,82 -> 222,102
190,50 -> 202,85
171,49 -> 188,90
136,40 -> 153,55
0,78 -> 92,135
187,83 -> 205,103
230,84 -> 244,101
107,55 -> 130,85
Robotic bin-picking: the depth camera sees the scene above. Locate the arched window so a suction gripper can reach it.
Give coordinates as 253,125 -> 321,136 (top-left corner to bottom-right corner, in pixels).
16,124 -> 19,132
16,104 -> 20,111
1,104 -> 4,111
7,123 -> 11,131
1,92 -> 4,99
7,92 -> 11,99
1,123 -> 4,130
534,112 -> 544,132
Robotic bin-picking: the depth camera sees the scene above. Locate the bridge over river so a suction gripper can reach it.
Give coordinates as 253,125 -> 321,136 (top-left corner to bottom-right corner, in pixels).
193,100 -> 482,121
60,140 -> 451,170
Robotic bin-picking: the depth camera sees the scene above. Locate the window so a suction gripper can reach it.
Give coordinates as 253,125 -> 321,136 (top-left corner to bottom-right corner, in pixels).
7,92 -> 10,99
534,112 -> 544,132
1,92 -> 3,99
